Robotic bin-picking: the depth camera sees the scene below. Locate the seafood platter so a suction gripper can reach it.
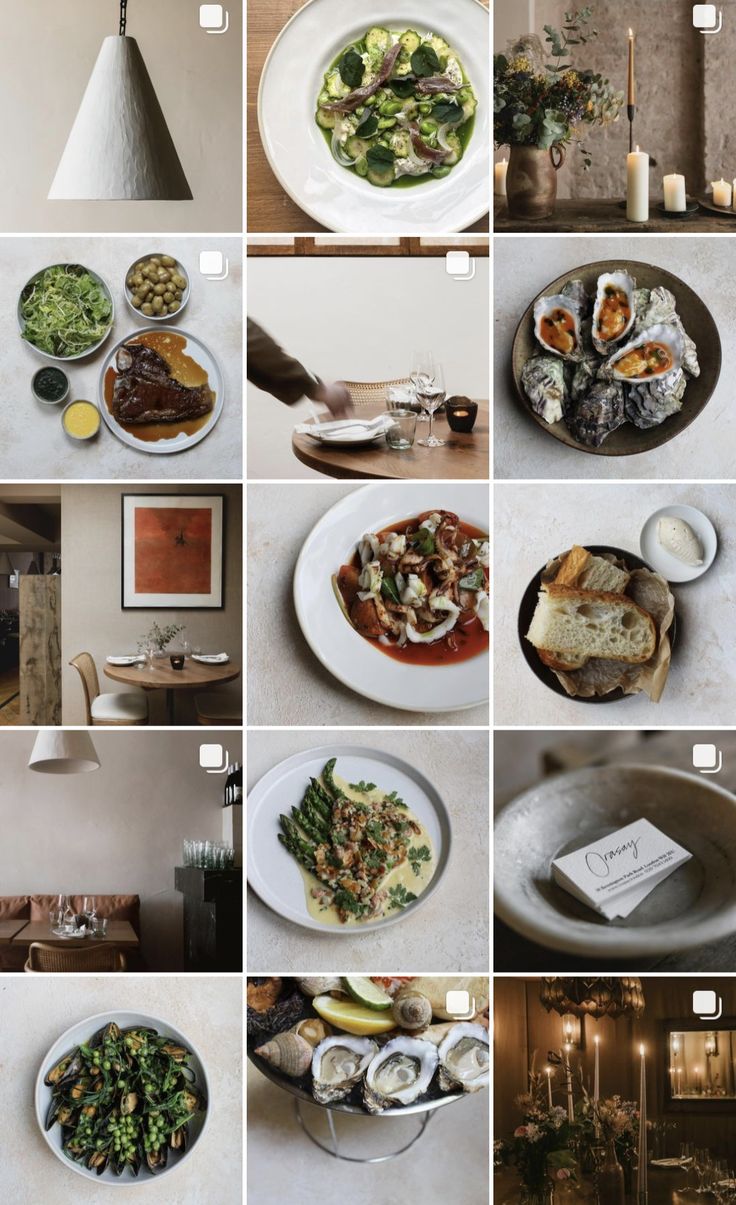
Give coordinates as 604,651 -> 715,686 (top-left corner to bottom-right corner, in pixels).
512,261 -> 721,456
248,976 -> 489,1116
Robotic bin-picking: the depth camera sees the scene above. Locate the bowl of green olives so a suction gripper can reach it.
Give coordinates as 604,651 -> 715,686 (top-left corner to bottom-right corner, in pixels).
124,254 -> 190,322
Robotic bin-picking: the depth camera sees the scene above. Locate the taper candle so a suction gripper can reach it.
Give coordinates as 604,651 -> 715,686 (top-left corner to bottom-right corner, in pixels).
562,1048 -> 574,1123
627,29 -> 636,106
627,145 -> 649,222
593,1034 -> 601,1137
546,1066 -> 553,1109
494,157 -> 508,197
637,1044 -> 648,1204
663,173 -> 686,212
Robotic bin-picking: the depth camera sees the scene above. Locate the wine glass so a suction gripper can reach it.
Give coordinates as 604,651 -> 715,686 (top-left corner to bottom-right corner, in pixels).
146,641 -> 156,672
82,896 -> 96,925
416,362 -> 446,448
410,350 -> 434,421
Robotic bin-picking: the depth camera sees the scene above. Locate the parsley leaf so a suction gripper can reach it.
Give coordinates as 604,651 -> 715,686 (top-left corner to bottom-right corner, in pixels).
409,845 -> 432,875
350,780 -> 377,794
386,790 -> 407,808
388,884 -> 418,911
366,820 -> 384,843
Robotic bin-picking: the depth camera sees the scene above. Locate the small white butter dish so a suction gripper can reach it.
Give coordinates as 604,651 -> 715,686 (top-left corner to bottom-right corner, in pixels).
640,504 -> 717,582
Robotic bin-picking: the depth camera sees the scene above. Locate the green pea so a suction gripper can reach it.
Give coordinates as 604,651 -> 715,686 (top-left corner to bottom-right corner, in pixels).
377,117 -> 396,130
418,102 -> 432,115
432,165 -> 452,178
103,1060 -> 111,1070
379,100 -> 402,116
420,120 -> 437,136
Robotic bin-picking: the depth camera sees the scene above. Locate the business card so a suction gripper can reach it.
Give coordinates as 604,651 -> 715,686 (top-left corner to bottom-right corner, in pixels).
552,818 -> 692,919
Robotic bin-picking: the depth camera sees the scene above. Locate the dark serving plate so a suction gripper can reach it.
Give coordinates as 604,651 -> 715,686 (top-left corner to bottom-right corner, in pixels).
517,545 -> 677,705
511,259 -> 721,457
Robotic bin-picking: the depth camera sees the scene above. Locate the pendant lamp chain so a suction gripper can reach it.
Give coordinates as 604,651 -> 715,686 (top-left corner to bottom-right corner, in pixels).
119,0 -> 128,36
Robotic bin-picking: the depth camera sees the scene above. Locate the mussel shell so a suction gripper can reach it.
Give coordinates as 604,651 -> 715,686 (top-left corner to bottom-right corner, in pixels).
609,322 -> 684,383
87,1149 -> 110,1176
170,1123 -> 189,1152
592,270 -> 636,354
44,1049 -> 82,1087
146,1145 -> 168,1173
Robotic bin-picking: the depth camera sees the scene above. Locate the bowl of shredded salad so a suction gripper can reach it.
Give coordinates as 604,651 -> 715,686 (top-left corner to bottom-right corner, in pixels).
18,263 -> 115,361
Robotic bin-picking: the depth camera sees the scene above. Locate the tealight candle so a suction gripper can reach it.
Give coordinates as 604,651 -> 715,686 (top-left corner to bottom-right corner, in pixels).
494,157 -> 508,197
711,178 -> 732,208
627,145 -> 649,222
663,173 -> 686,212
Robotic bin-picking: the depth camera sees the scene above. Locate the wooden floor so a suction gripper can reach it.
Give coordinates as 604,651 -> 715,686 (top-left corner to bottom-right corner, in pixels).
0,666 -> 20,725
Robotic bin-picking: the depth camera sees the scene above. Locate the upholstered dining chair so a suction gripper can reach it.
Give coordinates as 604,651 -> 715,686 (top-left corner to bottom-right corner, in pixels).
24,942 -> 127,973
339,377 -> 413,407
69,652 -> 148,726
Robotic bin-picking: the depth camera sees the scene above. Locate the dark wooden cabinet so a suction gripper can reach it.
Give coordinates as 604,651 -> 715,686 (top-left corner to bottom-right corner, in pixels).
174,867 -> 242,972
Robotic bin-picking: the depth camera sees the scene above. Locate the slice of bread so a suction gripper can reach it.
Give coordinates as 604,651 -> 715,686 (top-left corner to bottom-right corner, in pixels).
526,585 -> 656,665
537,647 -> 589,672
553,545 -> 631,594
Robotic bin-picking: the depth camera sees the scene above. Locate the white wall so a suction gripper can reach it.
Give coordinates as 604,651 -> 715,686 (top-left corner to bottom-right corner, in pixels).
0,730 -> 241,971
247,256 -> 490,479
0,0 -> 242,232
60,485 -> 242,725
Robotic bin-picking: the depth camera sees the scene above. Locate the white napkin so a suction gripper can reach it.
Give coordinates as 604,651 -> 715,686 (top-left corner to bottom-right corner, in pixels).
295,415 -> 394,442
192,653 -> 229,664
106,655 -> 146,665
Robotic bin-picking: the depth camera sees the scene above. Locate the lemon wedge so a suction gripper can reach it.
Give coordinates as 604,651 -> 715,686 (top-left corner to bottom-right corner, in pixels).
312,995 -> 397,1036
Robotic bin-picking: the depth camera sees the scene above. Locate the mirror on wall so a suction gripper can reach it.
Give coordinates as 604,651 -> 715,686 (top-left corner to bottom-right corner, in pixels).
668,1027 -> 736,1100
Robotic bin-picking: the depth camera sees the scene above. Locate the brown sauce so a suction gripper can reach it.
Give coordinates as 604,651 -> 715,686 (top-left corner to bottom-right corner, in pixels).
104,331 -> 215,443
541,308 -> 577,355
597,286 -> 631,342
338,514 -> 489,668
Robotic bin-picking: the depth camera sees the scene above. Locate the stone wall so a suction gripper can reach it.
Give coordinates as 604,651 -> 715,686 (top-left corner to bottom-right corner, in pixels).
497,0 -> 712,200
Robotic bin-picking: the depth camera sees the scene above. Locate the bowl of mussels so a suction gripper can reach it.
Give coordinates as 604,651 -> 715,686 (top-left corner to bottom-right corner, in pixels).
511,260 -> 721,456
247,975 -> 489,1116
35,1012 -> 209,1185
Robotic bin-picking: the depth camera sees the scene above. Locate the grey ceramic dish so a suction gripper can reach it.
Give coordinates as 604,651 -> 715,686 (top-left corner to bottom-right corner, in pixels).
494,764 -> 736,958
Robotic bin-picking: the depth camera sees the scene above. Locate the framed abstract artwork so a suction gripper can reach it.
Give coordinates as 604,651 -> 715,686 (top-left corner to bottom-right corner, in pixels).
121,495 -> 225,609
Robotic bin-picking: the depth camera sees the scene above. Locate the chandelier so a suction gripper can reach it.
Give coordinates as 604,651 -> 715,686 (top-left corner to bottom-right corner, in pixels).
540,977 -> 645,1020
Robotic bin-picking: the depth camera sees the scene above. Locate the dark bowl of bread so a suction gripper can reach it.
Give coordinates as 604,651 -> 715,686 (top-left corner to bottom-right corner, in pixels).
518,544 -> 677,704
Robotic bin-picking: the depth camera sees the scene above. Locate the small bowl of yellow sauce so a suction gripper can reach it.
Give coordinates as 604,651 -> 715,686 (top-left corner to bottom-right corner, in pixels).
62,399 -> 101,442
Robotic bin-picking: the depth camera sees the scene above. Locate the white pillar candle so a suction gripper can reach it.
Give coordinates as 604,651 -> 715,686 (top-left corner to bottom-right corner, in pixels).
494,157 -> 508,197
627,146 -> 649,222
663,173 -> 686,212
637,1044 -> 648,1202
711,178 -> 732,208
732,180 -> 736,211
546,1066 -> 553,1109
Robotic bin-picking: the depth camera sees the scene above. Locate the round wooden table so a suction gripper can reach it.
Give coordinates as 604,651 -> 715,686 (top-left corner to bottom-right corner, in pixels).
292,401 -> 489,480
104,659 -> 241,725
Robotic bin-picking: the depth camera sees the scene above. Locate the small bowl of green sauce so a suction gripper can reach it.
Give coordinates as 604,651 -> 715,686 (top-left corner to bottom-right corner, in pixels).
32,366 -> 69,406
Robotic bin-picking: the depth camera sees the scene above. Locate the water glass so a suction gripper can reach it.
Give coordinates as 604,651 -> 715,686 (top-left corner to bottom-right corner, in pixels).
49,909 -> 63,928
82,896 -> 96,923
92,917 -> 108,938
386,408 -> 417,450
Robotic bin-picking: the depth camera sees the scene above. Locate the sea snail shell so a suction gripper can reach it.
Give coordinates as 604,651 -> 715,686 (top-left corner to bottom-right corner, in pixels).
391,992 -> 433,1031
254,1031 -> 313,1077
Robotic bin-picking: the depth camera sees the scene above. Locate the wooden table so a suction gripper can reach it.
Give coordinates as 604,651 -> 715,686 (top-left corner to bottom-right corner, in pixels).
104,659 -> 241,725
495,1166 -> 705,1205
292,401 -> 489,480
247,0 -> 489,233
12,920 -> 139,949
0,919 -> 28,945
494,198 -> 736,234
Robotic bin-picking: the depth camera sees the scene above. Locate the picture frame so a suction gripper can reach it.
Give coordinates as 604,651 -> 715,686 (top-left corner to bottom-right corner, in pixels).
121,494 -> 225,610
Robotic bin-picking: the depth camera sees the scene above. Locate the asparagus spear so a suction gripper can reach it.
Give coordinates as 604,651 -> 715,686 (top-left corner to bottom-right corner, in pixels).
322,757 -> 342,799
277,832 -> 316,872
278,816 -> 317,870
291,805 -> 327,845
306,781 -> 332,820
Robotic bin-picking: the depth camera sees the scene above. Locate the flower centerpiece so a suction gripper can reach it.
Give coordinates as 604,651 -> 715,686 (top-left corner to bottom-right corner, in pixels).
577,1092 -> 643,1201
498,1062 -> 578,1205
137,621 -> 185,657
494,6 -> 623,217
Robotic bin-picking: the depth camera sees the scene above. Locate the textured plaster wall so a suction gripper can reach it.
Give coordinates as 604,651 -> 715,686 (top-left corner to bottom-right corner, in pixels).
497,1 -> 707,198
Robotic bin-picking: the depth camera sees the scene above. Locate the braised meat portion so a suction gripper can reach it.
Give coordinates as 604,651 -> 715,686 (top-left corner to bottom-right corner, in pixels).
112,343 -> 214,425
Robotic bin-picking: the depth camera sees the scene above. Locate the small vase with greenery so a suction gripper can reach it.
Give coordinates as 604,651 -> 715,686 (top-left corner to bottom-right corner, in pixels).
498,1062 -> 578,1205
137,621 -> 185,657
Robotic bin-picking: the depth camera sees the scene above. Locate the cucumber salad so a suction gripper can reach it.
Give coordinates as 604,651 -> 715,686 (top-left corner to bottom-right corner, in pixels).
316,27 -> 477,188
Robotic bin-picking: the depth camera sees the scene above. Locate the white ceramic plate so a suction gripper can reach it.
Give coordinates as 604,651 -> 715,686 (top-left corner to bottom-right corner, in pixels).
106,655 -> 145,666
35,1011 -> 210,1187
258,0 -> 490,233
97,328 -> 224,455
293,482 -> 489,712
640,504 -> 717,582
494,765 -> 736,959
248,745 -> 452,933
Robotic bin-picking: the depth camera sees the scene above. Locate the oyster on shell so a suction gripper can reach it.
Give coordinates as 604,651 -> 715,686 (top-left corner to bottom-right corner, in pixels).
566,380 -> 625,448
437,1023 -> 490,1094
625,369 -> 687,429
363,1037 -> 438,1113
561,278 -> 590,315
533,294 -> 583,361
592,270 -> 636,355
657,516 -> 704,566
609,323 -> 684,383
311,1035 -> 378,1105
521,355 -> 566,424
635,285 -> 700,377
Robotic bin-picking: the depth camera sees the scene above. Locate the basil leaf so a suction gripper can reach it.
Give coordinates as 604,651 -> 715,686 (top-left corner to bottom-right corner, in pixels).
339,48 -> 365,88
433,101 -> 464,125
381,575 -> 401,605
409,527 -> 435,556
389,78 -> 416,99
459,566 -> 485,591
366,144 -> 395,169
355,111 -> 378,138
411,44 -> 441,78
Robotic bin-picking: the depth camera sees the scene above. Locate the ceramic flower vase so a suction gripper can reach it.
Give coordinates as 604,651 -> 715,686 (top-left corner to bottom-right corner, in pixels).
506,144 -> 566,220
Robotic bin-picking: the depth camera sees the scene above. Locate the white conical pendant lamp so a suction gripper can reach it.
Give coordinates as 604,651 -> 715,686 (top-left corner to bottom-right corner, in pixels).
29,731 -> 100,774
49,0 -> 192,201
